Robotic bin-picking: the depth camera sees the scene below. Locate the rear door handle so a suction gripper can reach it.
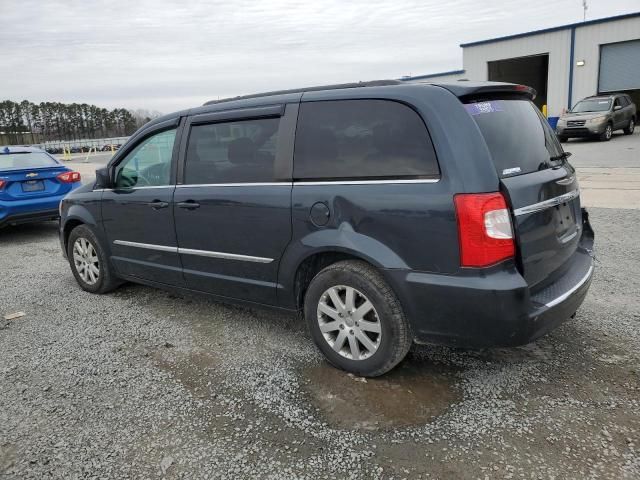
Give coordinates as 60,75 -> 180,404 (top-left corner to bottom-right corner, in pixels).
177,200 -> 200,210
147,200 -> 169,210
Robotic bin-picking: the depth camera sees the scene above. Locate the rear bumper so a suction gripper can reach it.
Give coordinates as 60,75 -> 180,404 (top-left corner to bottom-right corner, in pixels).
0,208 -> 59,227
386,221 -> 595,348
0,194 -> 67,227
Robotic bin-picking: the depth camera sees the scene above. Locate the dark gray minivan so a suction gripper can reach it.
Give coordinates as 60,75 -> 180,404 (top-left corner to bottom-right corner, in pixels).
59,80 -> 595,376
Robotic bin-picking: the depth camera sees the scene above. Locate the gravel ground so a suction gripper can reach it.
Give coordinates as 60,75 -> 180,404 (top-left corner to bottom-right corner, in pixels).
1,208 -> 639,479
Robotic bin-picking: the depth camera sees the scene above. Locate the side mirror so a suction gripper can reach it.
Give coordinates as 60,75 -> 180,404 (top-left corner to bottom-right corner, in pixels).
94,167 -> 112,189
614,105 -> 622,111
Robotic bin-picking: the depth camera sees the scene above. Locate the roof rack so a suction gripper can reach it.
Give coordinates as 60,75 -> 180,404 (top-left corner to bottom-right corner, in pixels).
203,80 -> 403,106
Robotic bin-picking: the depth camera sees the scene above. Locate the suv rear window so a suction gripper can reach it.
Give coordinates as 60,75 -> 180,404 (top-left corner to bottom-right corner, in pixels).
294,99 -> 439,180
464,99 -> 564,178
0,152 -> 58,170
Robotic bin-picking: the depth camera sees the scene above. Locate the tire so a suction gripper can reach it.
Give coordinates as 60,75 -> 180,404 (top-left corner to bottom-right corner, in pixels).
67,224 -> 121,294
599,123 -> 613,141
304,260 -> 412,377
557,135 -> 568,143
624,118 -> 635,135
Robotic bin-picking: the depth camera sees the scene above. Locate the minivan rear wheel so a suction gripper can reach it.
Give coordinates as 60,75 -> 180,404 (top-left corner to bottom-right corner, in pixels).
67,225 -> 121,294
304,260 -> 412,377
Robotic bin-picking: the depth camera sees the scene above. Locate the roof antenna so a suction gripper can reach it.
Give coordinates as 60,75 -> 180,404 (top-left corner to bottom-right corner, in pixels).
582,0 -> 588,21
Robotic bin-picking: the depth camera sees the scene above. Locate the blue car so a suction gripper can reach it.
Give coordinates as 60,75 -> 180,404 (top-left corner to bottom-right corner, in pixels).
0,146 -> 82,228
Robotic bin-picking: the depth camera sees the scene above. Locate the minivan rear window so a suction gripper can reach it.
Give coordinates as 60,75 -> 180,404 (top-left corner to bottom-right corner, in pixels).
464,99 -> 564,178
0,152 -> 58,170
294,99 -> 439,180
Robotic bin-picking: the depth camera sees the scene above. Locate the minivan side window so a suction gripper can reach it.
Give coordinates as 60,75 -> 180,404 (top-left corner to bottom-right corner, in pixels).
114,129 -> 176,188
184,118 -> 280,184
294,100 -> 439,180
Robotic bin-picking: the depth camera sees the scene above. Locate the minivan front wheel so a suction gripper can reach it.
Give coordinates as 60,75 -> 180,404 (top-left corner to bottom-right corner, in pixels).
304,260 -> 412,377
67,224 -> 121,294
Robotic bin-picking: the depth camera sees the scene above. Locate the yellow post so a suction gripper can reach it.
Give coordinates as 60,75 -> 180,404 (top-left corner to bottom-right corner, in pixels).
63,147 -> 71,161
542,104 -> 548,118
110,144 -> 115,155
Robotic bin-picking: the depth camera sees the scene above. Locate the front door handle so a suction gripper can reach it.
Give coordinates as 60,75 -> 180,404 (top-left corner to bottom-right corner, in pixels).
147,200 -> 169,210
177,200 -> 200,210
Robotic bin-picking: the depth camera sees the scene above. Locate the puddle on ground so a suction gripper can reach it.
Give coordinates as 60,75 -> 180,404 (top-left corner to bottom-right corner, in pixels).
153,349 -> 219,398
304,360 -> 461,430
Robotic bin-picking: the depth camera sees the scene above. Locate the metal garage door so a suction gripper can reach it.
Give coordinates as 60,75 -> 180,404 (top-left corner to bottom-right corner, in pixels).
599,40 -> 640,92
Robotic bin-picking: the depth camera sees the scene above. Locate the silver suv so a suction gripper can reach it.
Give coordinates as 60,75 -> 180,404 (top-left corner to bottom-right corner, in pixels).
556,93 -> 636,142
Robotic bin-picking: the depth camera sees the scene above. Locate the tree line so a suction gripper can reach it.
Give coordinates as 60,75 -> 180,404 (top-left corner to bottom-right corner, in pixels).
0,100 -> 161,145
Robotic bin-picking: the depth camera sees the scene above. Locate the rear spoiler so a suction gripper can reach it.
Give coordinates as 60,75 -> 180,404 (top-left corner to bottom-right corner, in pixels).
433,82 -> 537,101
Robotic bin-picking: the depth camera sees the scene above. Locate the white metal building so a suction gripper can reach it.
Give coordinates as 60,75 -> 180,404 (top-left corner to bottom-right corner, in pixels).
404,12 -> 640,125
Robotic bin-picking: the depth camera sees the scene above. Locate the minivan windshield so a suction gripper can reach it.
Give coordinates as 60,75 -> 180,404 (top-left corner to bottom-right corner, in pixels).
0,152 -> 59,170
464,99 -> 565,178
571,98 -> 612,113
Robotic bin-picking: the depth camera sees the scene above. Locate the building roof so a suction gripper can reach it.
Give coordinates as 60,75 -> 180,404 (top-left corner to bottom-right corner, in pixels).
460,11 -> 640,48
401,11 -> 640,82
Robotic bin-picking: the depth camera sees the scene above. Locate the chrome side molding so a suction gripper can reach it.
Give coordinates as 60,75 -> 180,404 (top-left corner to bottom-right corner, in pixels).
178,247 -> 273,263
513,189 -> 580,217
113,240 -> 178,253
293,178 -> 439,186
100,179 -> 441,190
176,182 -> 292,188
113,240 -> 273,263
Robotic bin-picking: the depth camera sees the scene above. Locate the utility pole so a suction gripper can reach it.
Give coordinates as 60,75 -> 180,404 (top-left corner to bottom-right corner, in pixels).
582,0 -> 588,21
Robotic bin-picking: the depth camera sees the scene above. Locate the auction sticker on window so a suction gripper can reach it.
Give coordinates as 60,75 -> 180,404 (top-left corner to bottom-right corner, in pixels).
464,101 -> 504,115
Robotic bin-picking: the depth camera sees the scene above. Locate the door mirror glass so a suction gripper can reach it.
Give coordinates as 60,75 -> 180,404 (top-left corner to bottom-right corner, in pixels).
114,129 -> 176,189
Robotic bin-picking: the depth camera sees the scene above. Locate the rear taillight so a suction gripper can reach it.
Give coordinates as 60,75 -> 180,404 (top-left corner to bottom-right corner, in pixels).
57,171 -> 81,183
454,192 -> 515,268
0,179 -> 6,190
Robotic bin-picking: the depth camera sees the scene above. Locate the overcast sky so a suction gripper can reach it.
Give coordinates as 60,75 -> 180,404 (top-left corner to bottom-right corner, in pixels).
2,0 -> 638,113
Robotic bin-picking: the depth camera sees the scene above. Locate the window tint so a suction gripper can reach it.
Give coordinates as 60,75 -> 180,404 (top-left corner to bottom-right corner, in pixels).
465,99 -> 564,178
294,100 -> 439,180
184,118 -> 279,184
614,98 -> 622,108
0,152 -> 57,170
115,129 -> 176,188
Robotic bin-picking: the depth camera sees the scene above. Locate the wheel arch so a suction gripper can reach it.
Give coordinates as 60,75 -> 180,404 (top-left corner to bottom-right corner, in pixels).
281,234 -> 408,310
61,205 -> 100,253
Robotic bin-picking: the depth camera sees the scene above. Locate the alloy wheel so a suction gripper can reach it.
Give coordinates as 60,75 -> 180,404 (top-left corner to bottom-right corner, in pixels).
73,237 -> 100,285
317,285 -> 382,360
605,125 -> 612,139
